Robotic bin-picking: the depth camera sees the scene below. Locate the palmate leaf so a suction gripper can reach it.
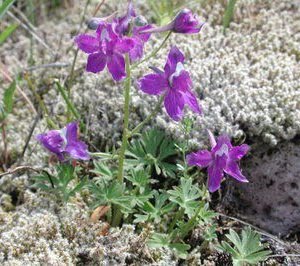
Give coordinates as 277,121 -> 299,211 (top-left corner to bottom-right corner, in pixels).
168,178 -> 202,217
89,181 -> 132,212
125,169 -> 155,194
218,227 -> 271,266
134,192 -> 175,224
91,161 -> 115,185
126,188 -> 153,208
126,129 -> 177,177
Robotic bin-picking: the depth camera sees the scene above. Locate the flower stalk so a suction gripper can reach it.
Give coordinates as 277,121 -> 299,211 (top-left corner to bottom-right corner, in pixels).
113,53 -> 131,227
117,54 -> 132,184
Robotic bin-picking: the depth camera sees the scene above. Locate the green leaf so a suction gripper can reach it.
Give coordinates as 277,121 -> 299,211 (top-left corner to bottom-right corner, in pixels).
0,23 -> 18,45
168,178 -> 202,217
169,243 -> 190,259
134,191 -> 175,224
125,169 -> 154,194
126,129 -> 177,177
0,0 -> 16,19
68,178 -> 87,197
147,233 -> 170,248
3,80 -> 16,114
217,227 -> 271,265
223,0 -> 237,33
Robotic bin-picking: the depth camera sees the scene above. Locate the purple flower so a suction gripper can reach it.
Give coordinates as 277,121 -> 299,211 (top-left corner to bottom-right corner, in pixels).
137,46 -> 202,121
37,122 -> 90,161
141,9 -> 205,34
75,22 -> 134,81
114,0 -> 136,35
113,1 -> 152,62
187,131 -> 250,193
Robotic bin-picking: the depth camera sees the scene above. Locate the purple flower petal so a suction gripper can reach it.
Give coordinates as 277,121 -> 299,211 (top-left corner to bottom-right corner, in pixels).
129,37 -> 144,62
207,154 -> 226,192
133,25 -> 152,42
66,122 -> 78,143
86,52 -> 107,73
182,89 -> 202,114
96,21 -> 109,37
114,0 -> 136,35
212,134 -> 232,154
164,90 -> 184,121
107,53 -> 126,81
36,130 -> 65,160
224,160 -> 248,182
229,144 -> 250,160
172,71 -> 202,114
75,34 -> 99,54
187,150 -> 212,168
173,9 -> 203,34
115,37 -> 135,53
138,73 -> 167,95
65,141 -> 90,160
64,122 -> 90,161
171,70 -> 192,91
164,46 -> 185,77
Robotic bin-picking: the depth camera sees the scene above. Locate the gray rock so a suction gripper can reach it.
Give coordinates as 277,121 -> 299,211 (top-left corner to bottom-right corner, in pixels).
222,140 -> 300,235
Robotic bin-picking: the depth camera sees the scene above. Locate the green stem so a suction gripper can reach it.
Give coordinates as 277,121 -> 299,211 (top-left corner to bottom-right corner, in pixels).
182,134 -> 189,179
117,54 -> 131,183
112,54 -> 131,227
130,95 -> 164,137
132,31 -> 172,69
55,82 -> 80,120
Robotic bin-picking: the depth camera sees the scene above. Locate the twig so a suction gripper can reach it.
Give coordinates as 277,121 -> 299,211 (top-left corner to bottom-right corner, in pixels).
218,212 -> 288,247
0,165 -> 48,178
18,112 -> 41,164
7,11 -> 55,56
92,0 -> 106,17
25,62 -> 70,72
0,165 -> 54,188
11,6 -> 38,32
268,254 -> 300,258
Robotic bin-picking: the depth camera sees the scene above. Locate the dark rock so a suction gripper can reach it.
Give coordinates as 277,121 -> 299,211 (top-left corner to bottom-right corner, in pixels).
222,141 -> 300,236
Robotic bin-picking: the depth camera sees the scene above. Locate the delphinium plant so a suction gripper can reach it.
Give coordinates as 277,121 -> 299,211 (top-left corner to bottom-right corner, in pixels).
35,0 -> 270,262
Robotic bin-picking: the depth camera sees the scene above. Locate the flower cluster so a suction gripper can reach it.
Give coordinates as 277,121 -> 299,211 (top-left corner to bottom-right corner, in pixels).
37,1 -> 249,193
75,1 -> 151,81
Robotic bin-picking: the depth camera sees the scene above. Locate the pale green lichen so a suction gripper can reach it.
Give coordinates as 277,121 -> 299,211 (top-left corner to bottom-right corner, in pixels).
0,176 -> 176,265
